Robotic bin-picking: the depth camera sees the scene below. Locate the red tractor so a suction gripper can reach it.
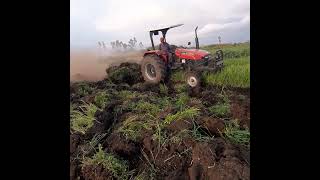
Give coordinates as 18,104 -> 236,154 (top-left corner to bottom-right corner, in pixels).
141,24 -> 224,87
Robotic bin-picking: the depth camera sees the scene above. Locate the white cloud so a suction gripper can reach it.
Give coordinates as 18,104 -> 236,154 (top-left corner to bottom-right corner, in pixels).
199,15 -> 250,35
94,0 -> 164,32
71,0 -> 250,48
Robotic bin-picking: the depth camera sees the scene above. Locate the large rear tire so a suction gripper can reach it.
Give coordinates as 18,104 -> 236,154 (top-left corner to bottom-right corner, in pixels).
141,55 -> 167,84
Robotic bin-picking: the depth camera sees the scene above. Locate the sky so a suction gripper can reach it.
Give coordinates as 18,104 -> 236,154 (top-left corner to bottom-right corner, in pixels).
70,0 -> 250,49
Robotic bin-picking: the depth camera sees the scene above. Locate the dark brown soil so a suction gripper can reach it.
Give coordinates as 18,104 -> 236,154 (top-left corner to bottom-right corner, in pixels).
70,133 -> 82,154
104,133 -> 140,163
188,139 -> 249,180
70,62 -> 250,180
229,89 -> 250,129
85,101 -> 121,139
198,116 -> 225,136
81,164 -> 113,180
167,119 -> 193,134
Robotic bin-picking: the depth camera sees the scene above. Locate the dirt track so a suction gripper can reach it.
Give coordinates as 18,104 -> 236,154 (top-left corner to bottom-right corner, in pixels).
70,50 -> 144,82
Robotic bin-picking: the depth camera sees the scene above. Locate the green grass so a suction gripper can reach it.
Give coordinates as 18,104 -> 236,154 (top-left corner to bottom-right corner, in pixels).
208,91 -> 231,117
78,133 -> 107,158
173,83 -> 188,93
117,90 -> 138,100
140,149 -> 158,179
204,57 -> 250,88
157,96 -> 172,109
175,93 -> 189,110
70,103 -> 76,112
189,98 -> 203,108
76,83 -> 94,96
164,107 -> 200,125
134,171 -> 149,180
108,66 -> 137,84
94,91 -> 109,109
202,42 -> 250,59
82,144 -> 132,179
70,102 -> 100,134
133,100 -> 161,116
201,42 -> 250,88
168,121 -> 214,143
89,133 -> 107,149
118,115 -> 153,141
209,103 -> 230,117
171,71 -> 185,82
126,99 -> 169,146
223,120 -> 250,146
152,120 -> 167,146
159,84 -> 168,95
189,121 -> 214,142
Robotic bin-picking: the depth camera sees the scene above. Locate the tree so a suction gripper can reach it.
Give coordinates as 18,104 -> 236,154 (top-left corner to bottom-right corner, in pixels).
123,43 -> 128,50
139,42 -> 143,49
110,42 -> 115,49
133,37 -> 137,47
116,40 -> 120,49
128,39 -> 132,48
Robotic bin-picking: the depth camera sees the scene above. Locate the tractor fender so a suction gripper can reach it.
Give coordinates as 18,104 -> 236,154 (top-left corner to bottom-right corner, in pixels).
143,50 -> 168,64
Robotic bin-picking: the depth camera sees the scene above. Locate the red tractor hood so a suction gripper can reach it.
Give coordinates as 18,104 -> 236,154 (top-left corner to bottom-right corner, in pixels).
175,48 -> 210,60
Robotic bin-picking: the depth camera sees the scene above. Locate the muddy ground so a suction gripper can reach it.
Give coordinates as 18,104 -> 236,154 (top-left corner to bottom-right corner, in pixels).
70,63 -> 250,180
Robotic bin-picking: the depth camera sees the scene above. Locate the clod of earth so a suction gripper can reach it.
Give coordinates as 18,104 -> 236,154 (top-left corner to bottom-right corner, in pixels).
106,62 -> 143,85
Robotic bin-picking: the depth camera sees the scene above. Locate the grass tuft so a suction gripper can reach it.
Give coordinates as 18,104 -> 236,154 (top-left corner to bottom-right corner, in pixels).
94,91 -> 109,109
82,144 -> 132,179
164,107 -> 200,125
159,84 -> 168,95
133,100 -> 161,116
203,57 -> 250,88
118,115 -> 153,141
223,120 -> 250,146
71,101 -> 100,134
117,90 -> 138,100
173,83 -> 188,93
77,82 -> 94,97
171,71 -> 185,82
189,121 -> 214,142
175,93 -> 189,111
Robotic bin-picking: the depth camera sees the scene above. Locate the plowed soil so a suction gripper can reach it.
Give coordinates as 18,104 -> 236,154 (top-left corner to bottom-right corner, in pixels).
70,62 -> 250,180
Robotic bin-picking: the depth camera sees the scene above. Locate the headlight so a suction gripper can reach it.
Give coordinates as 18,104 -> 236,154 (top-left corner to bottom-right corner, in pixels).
204,54 -> 212,59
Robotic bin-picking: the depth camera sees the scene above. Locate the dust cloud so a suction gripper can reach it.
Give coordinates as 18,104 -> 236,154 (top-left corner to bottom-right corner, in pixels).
70,49 -> 144,82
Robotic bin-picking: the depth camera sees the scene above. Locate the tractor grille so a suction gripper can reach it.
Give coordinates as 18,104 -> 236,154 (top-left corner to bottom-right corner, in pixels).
190,54 -> 216,68
191,55 -> 211,66
191,51 -> 224,70
203,54 -> 215,67
194,58 -> 208,66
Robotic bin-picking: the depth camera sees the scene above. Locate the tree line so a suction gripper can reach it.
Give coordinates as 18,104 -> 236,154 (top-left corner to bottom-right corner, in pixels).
98,37 -> 144,51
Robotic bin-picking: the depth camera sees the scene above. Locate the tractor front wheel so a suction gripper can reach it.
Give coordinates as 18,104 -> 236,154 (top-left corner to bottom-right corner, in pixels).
141,55 -> 167,84
185,71 -> 201,88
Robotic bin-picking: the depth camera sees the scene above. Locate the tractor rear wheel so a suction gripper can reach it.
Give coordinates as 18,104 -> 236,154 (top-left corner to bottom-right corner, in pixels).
185,71 -> 201,88
141,55 -> 167,84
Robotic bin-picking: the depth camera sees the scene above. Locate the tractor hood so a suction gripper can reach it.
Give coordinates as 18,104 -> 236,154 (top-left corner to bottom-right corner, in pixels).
175,48 -> 210,60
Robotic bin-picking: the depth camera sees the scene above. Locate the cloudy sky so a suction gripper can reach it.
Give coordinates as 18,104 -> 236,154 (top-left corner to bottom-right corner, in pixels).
70,0 -> 250,49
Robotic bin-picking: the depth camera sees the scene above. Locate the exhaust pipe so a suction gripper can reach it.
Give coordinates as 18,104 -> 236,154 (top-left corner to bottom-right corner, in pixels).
195,26 -> 199,49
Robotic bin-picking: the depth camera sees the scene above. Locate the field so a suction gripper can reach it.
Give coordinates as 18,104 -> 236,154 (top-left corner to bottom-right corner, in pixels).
70,42 -> 250,180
